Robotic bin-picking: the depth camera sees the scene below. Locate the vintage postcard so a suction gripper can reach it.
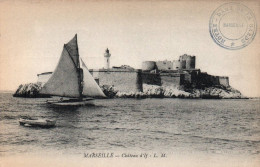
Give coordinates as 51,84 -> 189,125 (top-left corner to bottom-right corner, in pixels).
0,0 -> 259,166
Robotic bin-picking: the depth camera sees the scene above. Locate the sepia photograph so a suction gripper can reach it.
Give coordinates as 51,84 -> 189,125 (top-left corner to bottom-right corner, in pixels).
0,0 -> 259,166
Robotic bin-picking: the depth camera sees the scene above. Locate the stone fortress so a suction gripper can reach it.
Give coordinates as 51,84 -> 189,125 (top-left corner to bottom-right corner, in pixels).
84,49 -> 229,93
37,49 -> 229,93
29,48 -> 242,99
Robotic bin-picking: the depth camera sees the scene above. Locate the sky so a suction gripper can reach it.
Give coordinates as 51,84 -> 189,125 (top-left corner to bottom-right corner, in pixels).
0,0 -> 259,97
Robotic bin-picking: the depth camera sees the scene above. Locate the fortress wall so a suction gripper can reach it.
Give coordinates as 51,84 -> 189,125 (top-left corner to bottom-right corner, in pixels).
184,73 -> 192,83
209,75 -> 220,85
180,74 -> 185,85
191,56 -> 196,69
186,56 -> 196,69
179,54 -> 196,70
37,72 -> 52,84
197,73 -> 214,86
91,70 -> 143,92
160,73 -> 184,87
179,54 -> 188,61
179,54 -> 188,69
142,61 -> 156,71
186,58 -> 191,69
197,73 -> 230,87
142,73 -> 161,86
219,76 -> 229,87
181,60 -> 186,69
143,54 -> 196,71
205,75 -> 220,86
173,60 -> 182,70
181,70 -> 200,86
214,76 -> 220,85
190,70 -> 200,83
156,60 -> 173,70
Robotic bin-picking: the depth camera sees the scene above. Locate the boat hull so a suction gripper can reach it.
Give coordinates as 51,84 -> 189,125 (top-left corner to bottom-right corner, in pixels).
19,118 -> 56,128
47,98 -> 94,106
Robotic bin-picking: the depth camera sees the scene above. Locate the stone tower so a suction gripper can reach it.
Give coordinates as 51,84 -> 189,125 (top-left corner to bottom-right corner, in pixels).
104,48 -> 111,69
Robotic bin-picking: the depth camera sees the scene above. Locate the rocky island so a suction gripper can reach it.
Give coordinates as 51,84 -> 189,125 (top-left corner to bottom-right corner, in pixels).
13,51 -> 246,99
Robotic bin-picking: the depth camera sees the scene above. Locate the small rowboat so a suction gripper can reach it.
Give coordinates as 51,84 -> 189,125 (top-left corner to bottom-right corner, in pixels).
19,118 -> 56,128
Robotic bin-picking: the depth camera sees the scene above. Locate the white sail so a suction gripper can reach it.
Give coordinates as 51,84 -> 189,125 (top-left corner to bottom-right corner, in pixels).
40,34 -> 105,99
81,58 -> 106,97
40,35 -> 81,97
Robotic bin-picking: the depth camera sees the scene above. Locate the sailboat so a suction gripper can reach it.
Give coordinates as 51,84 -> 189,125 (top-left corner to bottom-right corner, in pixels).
39,34 -> 106,106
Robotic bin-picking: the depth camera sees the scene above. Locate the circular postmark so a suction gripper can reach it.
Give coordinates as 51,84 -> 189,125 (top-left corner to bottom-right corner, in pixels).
209,2 -> 257,50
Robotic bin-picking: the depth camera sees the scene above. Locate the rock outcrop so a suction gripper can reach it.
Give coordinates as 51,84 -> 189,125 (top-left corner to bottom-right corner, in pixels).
142,84 -> 190,98
13,83 -> 246,99
99,84 -> 245,99
13,83 -> 49,98
100,85 -> 118,98
187,86 -> 246,99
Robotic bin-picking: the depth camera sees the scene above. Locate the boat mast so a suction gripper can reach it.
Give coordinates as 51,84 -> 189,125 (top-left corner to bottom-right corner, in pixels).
62,34 -> 83,100
75,34 -> 83,101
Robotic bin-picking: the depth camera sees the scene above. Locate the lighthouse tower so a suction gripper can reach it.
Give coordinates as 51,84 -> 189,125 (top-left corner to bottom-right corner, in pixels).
104,48 -> 111,69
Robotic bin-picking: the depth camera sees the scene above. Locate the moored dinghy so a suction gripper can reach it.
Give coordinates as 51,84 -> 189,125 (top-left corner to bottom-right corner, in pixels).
39,34 -> 106,106
19,118 -> 56,128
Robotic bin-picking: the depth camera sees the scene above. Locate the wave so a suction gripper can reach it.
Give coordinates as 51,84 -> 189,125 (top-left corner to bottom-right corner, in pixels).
110,120 -> 118,123
151,130 -> 168,134
148,130 -> 260,144
108,142 -> 126,148
1,115 -> 18,120
189,135 -> 260,144
10,139 -> 38,145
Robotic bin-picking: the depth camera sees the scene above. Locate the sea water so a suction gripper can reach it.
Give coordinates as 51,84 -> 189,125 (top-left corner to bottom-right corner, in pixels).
0,93 -> 259,166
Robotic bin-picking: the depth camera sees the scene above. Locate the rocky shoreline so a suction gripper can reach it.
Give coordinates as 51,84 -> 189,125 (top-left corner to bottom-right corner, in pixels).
101,84 -> 247,99
13,83 -> 246,99
13,83 -> 50,98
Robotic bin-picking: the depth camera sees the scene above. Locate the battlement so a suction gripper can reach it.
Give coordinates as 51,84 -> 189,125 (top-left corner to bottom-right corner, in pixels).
142,54 -> 196,71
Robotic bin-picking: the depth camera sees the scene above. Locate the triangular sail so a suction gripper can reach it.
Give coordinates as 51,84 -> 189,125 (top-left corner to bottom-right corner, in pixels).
65,34 -> 80,68
81,58 -> 106,98
40,35 -> 81,97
